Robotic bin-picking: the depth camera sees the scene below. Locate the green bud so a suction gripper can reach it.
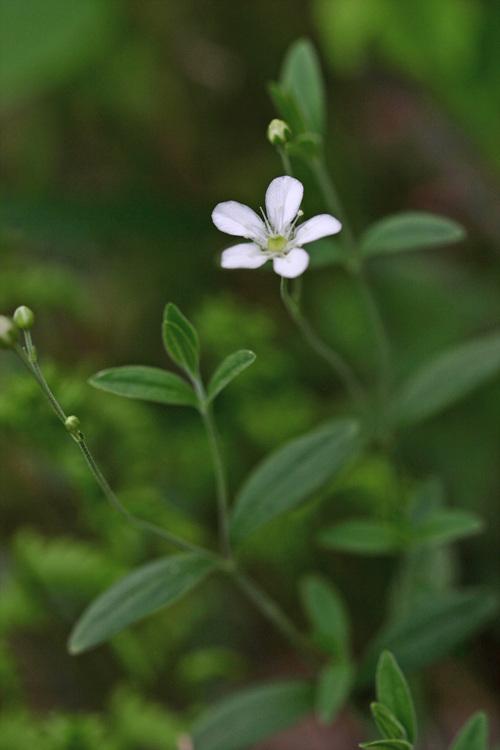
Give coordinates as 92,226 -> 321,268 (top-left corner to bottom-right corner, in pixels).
13,305 -> 35,330
267,118 -> 291,146
65,415 -> 81,435
0,316 -> 19,349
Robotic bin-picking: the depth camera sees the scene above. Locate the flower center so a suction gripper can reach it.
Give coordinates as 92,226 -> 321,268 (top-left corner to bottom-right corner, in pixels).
267,235 -> 287,253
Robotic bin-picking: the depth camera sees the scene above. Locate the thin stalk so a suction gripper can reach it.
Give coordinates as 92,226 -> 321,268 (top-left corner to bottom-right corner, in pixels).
15,340 -> 204,554
194,381 -> 232,558
278,145 -> 293,176
280,277 -> 366,406
233,570 -> 314,660
310,155 -> 393,406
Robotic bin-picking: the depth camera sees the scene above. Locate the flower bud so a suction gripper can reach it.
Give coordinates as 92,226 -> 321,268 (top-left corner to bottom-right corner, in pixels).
0,316 -> 19,349
13,305 -> 35,330
65,415 -> 81,435
267,119 -> 291,146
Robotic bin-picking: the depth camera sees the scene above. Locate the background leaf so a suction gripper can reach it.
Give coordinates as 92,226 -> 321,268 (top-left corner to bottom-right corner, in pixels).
359,741 -> 413,750
376,651 -> 416,744
230,419 -> 361,543
412,509 -> 483,547
162,303 -> 200,379
315,661 -> 354,724
450,712 -> 488,750
69,553 -> 215,653
207,350 -> 256,403
359,589 -> 498,682
361,211 -> 465,258
280,38 -> 326,134
300,574 -> 350,658
89,366 -> 197,407
191,680 -> 313,750
392,331 -> 500,427
319,520 -> 403,555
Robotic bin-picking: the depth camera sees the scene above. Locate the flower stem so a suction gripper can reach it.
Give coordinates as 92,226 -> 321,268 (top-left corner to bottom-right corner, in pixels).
278,145 -> 293,176
280,277 -> 366,405
194,381 -> 232,558
232,569 -> 314,659
310,155 -> 393,408
15,339 -> 204,555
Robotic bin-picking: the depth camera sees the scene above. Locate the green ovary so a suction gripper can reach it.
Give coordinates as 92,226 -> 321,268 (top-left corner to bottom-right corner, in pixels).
267,235 -> 287,252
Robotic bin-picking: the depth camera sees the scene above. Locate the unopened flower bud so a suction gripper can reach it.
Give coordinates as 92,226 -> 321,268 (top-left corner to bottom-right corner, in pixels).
0,316 -> 19,349
267,119 -> 291,146
65,415 -> 81,435
13,305 -> 35,330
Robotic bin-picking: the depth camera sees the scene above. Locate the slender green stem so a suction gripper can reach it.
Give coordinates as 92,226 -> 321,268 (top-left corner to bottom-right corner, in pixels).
310,155 -> 393,407
233,569 -> 314,659
194,380 -> 232,558
280,277 -> 366,405
278,145 -> 293,176
15,340 -> 203,554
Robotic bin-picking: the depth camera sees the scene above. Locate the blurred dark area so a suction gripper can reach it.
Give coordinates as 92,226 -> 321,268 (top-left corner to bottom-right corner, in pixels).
1,1 -> 500,748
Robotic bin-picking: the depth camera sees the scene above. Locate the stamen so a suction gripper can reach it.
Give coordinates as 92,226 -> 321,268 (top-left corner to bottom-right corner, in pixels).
259,206 -> 272,234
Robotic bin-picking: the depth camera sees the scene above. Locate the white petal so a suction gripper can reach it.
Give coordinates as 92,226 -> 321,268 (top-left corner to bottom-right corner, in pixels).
221,243 -> 268,270
294,214 -> 342,246
272,248 -> 309,278
265,176 -> 304,234
212,201 -> 266,240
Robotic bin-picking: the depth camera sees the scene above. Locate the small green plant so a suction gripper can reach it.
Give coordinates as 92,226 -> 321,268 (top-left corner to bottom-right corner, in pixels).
1,37 -> 498,749
362,651 -> 489,750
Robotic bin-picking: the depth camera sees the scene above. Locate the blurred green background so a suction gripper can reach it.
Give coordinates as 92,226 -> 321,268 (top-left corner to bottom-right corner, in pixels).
1,0 -> 500,747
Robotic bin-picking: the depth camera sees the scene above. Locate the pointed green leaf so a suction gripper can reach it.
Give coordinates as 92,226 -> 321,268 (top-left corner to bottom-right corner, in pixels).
68,553 -> 215,653
392,331 -> 500,428
370,703 -> 407,741
359,741 -> 412,750
207,350 -> 256,403
376,652 -> 416,744
281,38 -> 326,134
450,712 -> 488,750
162,303 -> 200,379
359,589 -> 498,683
89,366 -> 197,407
319,520 -> 403,555
191,680 -> 313,750
361,211 -> 465,258
315,661 -> 354,724
230,419 -> 361,544
412,509 -> 483,547
300,575 -> 350,658
268,81 -> 307,136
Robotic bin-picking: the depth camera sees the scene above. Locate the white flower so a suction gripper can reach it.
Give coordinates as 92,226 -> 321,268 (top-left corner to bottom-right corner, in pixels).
212,176 -> 342,278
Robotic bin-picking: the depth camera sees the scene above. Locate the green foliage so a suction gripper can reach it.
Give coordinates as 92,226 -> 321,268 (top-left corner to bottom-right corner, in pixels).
0,0 -> 117,107
280,38 -> 326,134
89,365 -> 197,407
392,331 -> 500,427
315,661 -> 354,724
375,652 -> 416,743
191,680 -> 313,750
162,303 -> 200,380
69,553 -> 216,653
450,712 -> 488,750
230,419 -> 361,543
207,350 -> 256,403
300,575 -> 350,658
319,519 -> 403,555
360,589 -> 498,681
361,212 -> 465,258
